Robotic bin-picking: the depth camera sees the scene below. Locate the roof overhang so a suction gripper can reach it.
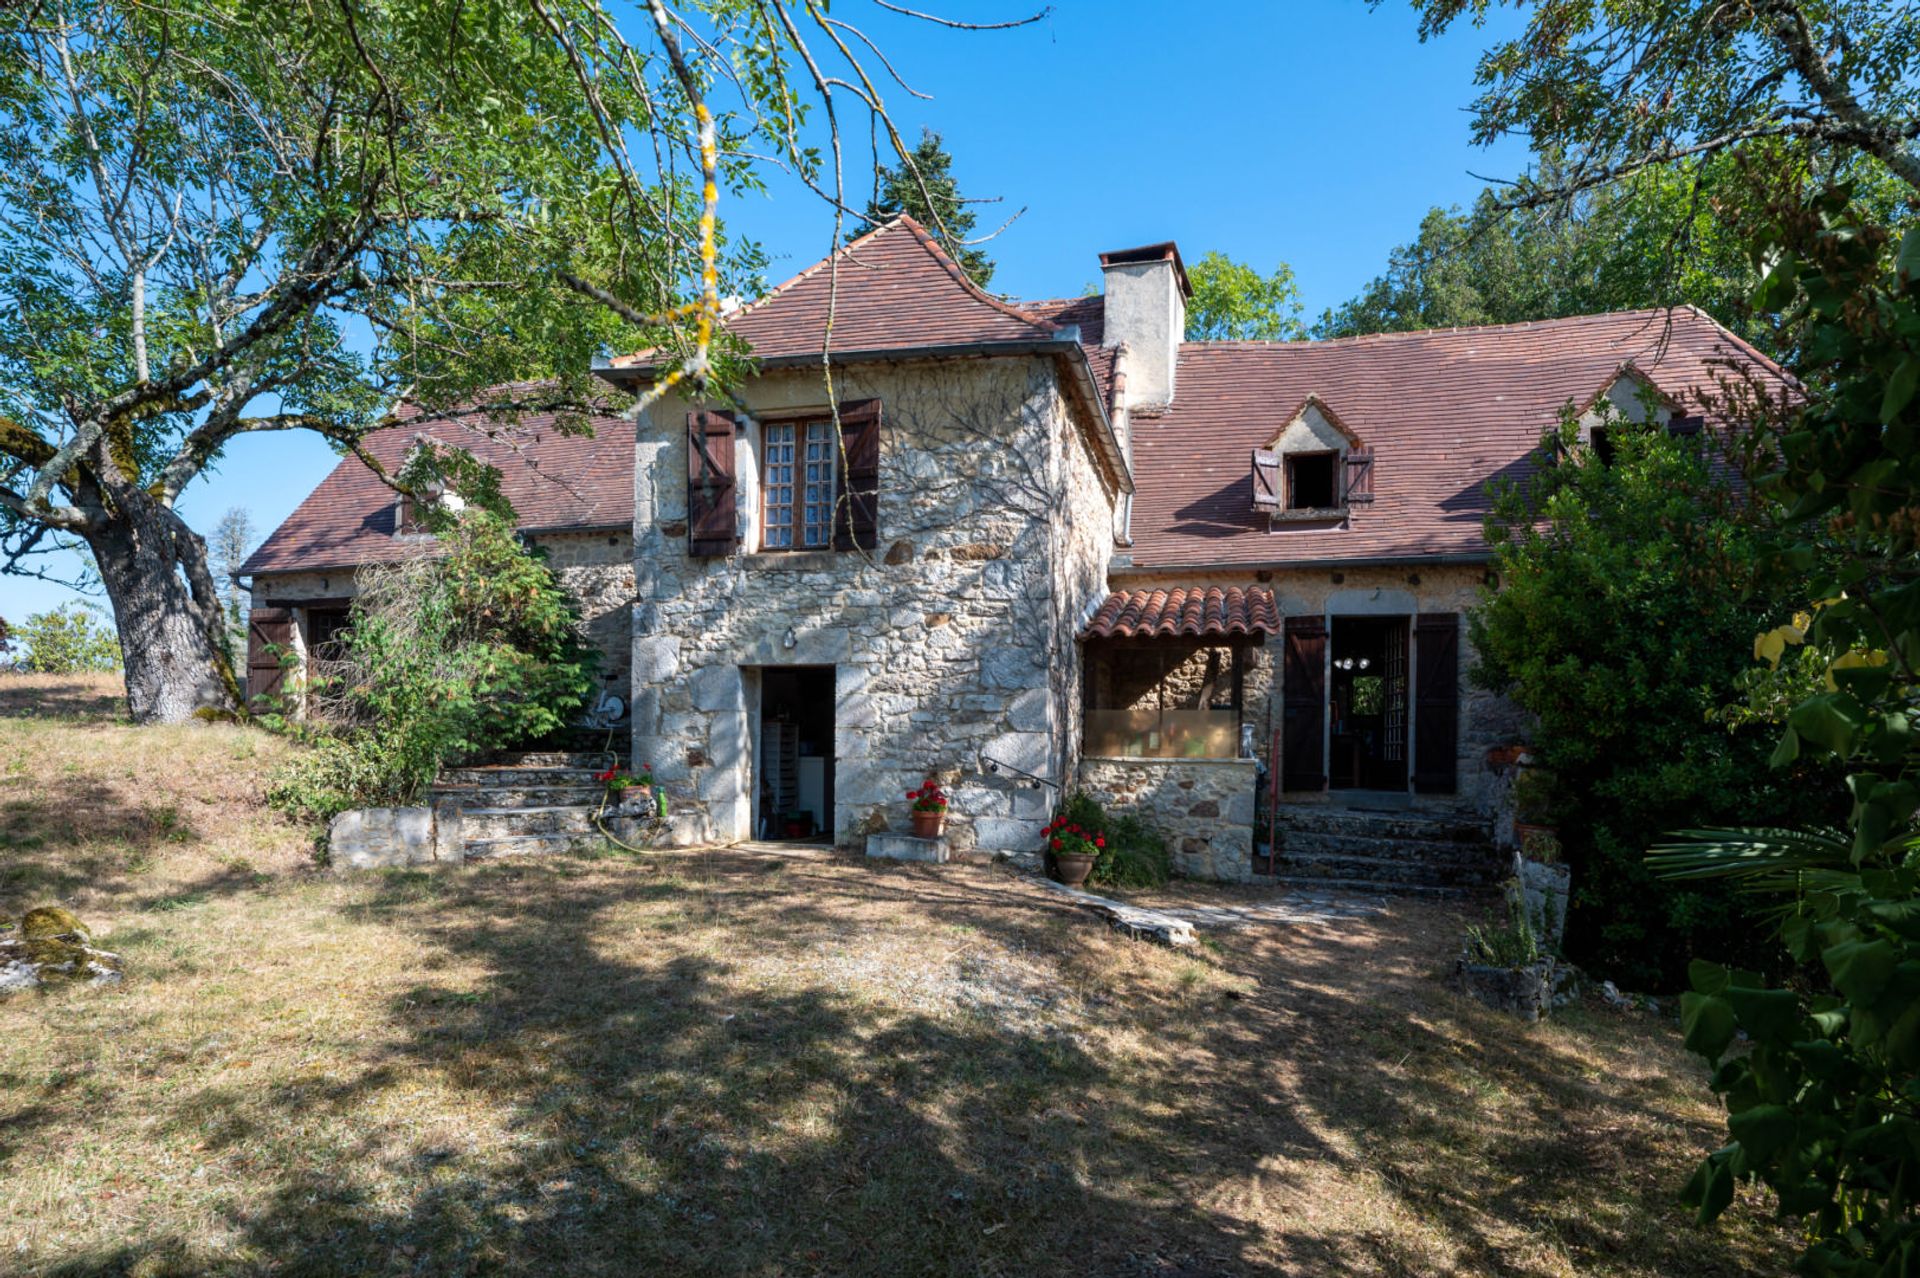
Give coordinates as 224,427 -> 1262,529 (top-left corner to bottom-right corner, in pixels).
595,338 -> 1134,495
1083,586 -> 1280,640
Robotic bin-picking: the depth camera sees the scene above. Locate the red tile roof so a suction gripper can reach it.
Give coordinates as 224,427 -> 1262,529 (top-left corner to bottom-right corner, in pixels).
1123,307 -> 1786,571
1021,295 -> 1106,346
1084,586 -> 1281,639
240,402 -> 633,576
606,215 -> 1062,371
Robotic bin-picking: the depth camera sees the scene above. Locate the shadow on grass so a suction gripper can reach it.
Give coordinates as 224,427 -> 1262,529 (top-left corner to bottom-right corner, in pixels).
0,674 -> 127,721
41,851 -> 1781,1277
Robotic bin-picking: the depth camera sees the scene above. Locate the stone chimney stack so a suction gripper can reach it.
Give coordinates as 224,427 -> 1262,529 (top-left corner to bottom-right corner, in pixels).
1098,242 -> 1189,409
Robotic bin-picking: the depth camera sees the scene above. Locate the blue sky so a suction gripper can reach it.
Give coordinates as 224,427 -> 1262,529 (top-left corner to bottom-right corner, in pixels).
6,0 -> 1529,619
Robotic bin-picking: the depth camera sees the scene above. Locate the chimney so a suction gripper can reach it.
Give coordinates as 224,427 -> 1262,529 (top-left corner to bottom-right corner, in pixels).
1098,242 -> 1188,409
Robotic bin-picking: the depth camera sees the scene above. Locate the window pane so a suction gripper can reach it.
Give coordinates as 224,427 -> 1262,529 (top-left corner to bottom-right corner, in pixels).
1287,453 -> 1337,509
802,420 -> 835,547
764,422 -> 794,548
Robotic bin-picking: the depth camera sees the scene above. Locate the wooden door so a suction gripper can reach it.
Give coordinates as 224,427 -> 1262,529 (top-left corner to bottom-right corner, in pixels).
1281,617 -> 1327,791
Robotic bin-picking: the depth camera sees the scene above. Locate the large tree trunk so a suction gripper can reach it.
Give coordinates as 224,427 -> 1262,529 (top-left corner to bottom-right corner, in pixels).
88,487 -> 240,723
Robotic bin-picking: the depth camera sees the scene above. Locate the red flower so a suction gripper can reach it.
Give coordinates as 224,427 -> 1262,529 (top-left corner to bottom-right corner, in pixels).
1051,838 -> 1062,850
906,790 -> 916,799
1095,837 -> 1106,848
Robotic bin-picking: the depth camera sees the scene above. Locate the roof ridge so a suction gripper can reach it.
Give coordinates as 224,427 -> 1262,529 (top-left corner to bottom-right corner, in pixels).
889,214 -> 1059,333
700,214 -> 914,334
1186,306 -> 1707,351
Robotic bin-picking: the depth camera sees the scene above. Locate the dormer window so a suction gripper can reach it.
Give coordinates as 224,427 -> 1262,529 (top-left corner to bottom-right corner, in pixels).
1251,394 -> 1373,521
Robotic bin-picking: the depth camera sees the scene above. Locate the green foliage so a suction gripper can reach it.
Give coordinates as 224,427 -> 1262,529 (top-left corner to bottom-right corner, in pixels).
860,129 -> 993,287
1646,190 -> 1920,1272
1463,893 -> 1542,969
1053,792 -> 1172,890
267,510 -> 593,821
1402,0 -> 1920,203
15,604 -> 120,674
1184,252 -> 1305,342
1470,415 -> 1836,988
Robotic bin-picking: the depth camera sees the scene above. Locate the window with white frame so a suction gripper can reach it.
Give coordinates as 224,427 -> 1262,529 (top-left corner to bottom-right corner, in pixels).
761,418 -> 837,550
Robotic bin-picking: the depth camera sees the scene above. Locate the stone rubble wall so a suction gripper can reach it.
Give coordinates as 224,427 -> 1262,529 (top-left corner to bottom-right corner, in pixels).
633,357 -> 1121,853
1077,756 -> 1260,883
1110,563 -> 1530,819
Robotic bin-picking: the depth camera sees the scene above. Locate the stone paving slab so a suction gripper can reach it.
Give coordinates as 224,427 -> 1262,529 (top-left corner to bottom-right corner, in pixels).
1035,880 -> 1197,947
1152,892 -> 1389,929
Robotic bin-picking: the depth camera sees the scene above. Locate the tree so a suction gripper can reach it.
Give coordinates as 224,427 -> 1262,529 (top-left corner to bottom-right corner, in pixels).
860,129 -> 994,288
1400,0 -> 1920,201
1645,190 -> 1920,1276
207,507 -> 255,669
15,603 -> 120,674
0,0 -> 679,723
1470,414 -> 1839,989
1184,252 -> 1305,342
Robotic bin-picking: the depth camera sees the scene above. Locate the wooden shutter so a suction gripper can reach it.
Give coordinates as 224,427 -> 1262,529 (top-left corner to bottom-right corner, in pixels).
1343,450 -> 1375,504
686,410 -> 737,556
833,398 -> 881,551
1251,449 -> 1280,510
1281,616 -> 1327,791
1413,613 -> 1459,794
246,608 -> 294,705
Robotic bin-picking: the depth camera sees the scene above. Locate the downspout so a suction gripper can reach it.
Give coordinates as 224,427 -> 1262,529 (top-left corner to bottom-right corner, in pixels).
1110,344 -> 1134,547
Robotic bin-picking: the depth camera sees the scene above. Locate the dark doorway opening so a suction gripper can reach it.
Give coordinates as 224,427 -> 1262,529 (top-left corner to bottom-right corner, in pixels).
1328,616 -> 1409,791
758,666 -> 835,842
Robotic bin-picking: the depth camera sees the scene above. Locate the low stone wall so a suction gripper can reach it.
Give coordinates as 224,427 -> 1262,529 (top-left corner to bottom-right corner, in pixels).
1076,757 -> 1259,883
328,802 -> 466,870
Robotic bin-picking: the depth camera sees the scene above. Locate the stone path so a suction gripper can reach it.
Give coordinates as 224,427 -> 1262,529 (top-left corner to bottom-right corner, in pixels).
1036,880 -> 1198,947
1151,891 -> 1389,930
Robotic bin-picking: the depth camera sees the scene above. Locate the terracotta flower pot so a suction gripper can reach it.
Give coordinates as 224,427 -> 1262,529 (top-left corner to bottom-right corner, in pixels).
1053,852 -> 1095,888
911,809 -> 945,838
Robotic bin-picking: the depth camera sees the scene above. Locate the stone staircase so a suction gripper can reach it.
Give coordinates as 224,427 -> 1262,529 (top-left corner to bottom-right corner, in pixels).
431,749 -> 624,861
1261,806 -> 1502,898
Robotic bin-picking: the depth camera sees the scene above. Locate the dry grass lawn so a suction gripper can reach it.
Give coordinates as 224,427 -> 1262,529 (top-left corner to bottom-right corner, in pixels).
1,674 -> 1791,1276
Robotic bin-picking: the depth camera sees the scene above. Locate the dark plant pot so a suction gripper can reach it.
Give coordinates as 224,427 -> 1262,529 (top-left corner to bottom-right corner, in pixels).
1053,852 -> 1095,888
911,810 -> 945,838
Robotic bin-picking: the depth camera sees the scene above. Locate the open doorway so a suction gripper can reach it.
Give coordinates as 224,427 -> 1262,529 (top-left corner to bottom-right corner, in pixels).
756,666 -> 835,842
1328,616 -> 1409,791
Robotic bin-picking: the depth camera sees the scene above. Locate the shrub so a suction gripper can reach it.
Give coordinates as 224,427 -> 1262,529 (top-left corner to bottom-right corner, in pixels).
15,604 -> 120,674
1053,792 -> 1172,889
1470,414 -> 1839,989
267,510 -> 594,822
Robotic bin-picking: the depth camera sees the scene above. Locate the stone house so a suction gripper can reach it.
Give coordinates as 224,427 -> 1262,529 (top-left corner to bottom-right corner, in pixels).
243,215 -> 1788,883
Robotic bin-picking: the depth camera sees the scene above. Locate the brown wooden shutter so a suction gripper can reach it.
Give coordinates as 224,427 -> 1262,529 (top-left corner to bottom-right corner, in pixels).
1343,450 -> 1375,504
686,410 -> 737,556
1281,616 -> 1327,791
833,398 -> 881,551
1413,613 -> 1460,794
246,608 -> 294,705
1251,448 -> 1280,510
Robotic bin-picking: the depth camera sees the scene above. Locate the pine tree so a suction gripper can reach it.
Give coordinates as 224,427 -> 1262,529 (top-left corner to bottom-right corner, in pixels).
863,129 -> 994,287
208,508 -> 256,669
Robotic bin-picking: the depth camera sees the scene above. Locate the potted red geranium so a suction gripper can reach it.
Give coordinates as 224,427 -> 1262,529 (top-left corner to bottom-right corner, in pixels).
1044,817 -> 1103,888
908,779 -> 948,837
597,763 -> 661,817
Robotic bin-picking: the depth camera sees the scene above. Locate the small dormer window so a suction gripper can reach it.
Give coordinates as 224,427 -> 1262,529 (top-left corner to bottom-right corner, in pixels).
1251,395 -> 1373,521
1287,452 -> 1338,510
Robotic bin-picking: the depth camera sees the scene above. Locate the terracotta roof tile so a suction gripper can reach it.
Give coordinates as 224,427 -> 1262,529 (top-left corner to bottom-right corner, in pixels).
240,401 -> 633,576
1085,586 -> 1280,639
1021,295 -> 1105,346
1124,307 -> 1788,571
608,215 -> 1060,370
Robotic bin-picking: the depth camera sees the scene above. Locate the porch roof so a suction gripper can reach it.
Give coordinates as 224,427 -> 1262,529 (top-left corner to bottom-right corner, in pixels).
1083,586 -> 1280,640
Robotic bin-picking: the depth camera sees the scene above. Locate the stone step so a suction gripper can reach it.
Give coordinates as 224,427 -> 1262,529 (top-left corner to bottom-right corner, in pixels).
464,831 -> 606,860
1273,830 -> 1500,869
1262,873 -> 1483,900
430,782 -> 602,809
1273,807 -> 1491,845
440,765 -> 608,787
460,805 -> 600,840
1275,849 -> 1502,890
479,750 -> 626,769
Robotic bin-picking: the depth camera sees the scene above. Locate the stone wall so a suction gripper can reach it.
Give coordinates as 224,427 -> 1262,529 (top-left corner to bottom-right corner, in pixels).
1109,563 -> 1530,818
1077,756 -> 1259,883
633,357 -> 1121,851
